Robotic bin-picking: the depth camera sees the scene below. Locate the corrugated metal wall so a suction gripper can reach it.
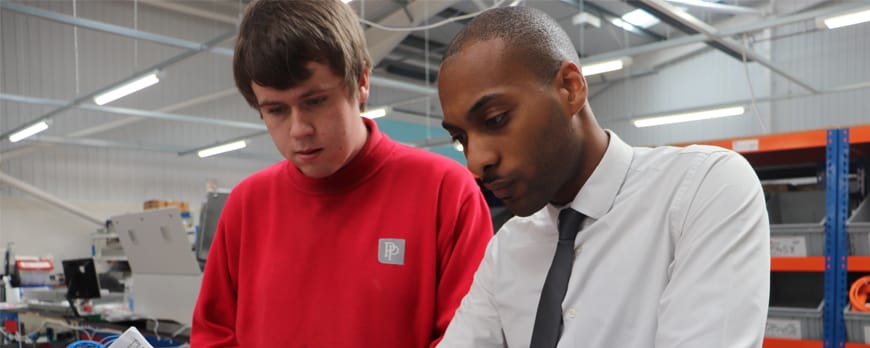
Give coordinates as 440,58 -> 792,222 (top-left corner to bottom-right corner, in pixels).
770,18 -> 870,132
594,47 -> 772,146
0,1 -> 268,259
592,10 -> 870,146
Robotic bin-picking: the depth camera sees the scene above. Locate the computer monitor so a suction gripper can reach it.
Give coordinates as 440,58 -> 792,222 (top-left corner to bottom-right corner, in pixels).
63,258 -> 101,300
196,192 -> 228,264
62,258 -> 101,317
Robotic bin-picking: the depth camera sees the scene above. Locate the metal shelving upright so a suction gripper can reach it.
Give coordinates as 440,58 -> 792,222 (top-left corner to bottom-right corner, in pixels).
682,125 -> 870,348
823,129 -> 849,347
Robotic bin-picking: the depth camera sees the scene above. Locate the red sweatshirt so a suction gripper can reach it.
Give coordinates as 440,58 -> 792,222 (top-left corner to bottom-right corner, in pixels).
191,119 -> 493,347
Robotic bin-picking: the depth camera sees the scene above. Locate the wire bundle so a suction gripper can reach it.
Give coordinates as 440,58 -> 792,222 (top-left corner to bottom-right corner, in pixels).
65,334 -> 119,348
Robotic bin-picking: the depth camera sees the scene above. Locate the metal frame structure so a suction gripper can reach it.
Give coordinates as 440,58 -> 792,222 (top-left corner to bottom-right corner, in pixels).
824,128 -> 849,347
3,0 -> 869,155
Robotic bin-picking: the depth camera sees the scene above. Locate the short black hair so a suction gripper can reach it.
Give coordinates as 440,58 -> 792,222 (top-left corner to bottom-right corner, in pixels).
443,6 -> 580,83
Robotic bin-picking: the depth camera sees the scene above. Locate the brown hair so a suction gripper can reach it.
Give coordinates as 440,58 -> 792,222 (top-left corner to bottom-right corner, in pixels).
233,0 -> 372,108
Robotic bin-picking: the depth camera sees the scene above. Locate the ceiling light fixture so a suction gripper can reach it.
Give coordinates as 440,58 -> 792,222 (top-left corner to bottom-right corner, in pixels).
93,71 -> 161,106
633,106 -> 745,128
197,140 -> 247,158
582,57 -> 632,76
817,7 -> 870,29
619,9 -> 660,29
9,120 -> 50,143
572,12 -> 601,28
361,107 -> 389,119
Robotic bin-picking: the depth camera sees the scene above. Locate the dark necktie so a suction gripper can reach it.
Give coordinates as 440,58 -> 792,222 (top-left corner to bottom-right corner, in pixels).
529,208 -> 586,348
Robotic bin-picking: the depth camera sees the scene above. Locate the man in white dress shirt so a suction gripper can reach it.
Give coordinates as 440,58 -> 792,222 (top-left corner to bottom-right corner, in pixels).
436,6 -> 770,348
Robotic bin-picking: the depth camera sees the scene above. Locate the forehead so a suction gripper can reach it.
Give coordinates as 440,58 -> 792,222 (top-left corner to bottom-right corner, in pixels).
251,61 -> 342,101
438,39 -> 538,119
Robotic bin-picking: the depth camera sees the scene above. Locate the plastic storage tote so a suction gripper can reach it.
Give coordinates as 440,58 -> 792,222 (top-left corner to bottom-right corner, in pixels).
767,191 -> 826,256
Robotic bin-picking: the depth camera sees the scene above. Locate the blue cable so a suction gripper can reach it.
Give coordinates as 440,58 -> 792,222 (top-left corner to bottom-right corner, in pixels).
65,334 -> 120,348
99,334 -> 120,345
65,341 -> 102,348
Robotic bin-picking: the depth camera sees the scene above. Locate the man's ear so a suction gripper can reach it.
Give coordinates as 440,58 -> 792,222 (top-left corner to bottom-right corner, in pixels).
555,61 -> 587,115
358,68 -> 370,105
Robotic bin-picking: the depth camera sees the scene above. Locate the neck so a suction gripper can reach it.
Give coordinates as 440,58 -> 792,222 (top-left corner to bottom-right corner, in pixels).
550,105 -> 609,206
347,117 -> 370,163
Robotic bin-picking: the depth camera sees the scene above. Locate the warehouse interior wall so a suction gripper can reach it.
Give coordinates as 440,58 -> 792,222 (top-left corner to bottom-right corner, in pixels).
2,0 -> 869,262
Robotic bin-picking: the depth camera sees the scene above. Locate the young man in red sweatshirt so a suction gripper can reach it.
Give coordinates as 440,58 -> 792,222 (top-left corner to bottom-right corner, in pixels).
190,1 -> 493,347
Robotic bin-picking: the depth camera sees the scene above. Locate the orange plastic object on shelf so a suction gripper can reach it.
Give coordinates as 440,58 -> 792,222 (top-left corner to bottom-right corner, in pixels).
851,275 -> 870,311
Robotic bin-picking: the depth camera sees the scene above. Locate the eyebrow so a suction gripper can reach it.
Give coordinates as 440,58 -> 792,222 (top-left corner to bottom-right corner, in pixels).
256,86 -> 330,108
442,93 -> 504,130
468,94 -> 499,116
257,100 -> 283,108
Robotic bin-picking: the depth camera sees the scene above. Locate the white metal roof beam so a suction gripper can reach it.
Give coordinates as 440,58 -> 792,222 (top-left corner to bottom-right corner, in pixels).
20,135 -> 280,162
0,171 -> 104,226
602,77 -> 870,125
5,0 -> 856,89
638,0 -> 819,94
0,2 -> 438,109
584,2 -> 865,63
0,93 -> 265,130
365,0 -> 460,65
137,0 -> 238,25
0,1 -> 234,56
0,89 -> 239,163
665,0 -> 762,15
0,29 -> 238,141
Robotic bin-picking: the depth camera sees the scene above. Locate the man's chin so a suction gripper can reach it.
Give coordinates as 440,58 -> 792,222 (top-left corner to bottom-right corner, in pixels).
293,163 -> 340,179
504,198 -> 545,218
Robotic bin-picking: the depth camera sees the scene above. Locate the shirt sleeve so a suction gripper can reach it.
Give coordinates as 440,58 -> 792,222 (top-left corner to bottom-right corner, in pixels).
437,233 -> 506,348
191,210 -> 241,347
430,170 -> 498,348
655,151 -> 770,347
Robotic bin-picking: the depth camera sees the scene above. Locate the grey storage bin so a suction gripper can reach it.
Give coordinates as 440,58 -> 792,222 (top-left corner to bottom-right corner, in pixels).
844,306 -> 870,343
767,191 -> 827,256
766,302 -> 824,340
848,197 -> 870,255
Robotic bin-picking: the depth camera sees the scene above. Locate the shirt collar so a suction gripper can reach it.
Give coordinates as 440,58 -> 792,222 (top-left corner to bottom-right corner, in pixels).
547,130 -> 633,220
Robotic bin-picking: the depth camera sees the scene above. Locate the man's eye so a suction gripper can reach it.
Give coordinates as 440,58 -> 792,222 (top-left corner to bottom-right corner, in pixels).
267,105 -> 288,115
307,96 -> 327,106
485,113 -> 507,128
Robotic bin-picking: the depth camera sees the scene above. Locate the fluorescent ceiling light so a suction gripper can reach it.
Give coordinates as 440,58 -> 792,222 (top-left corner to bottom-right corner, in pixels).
341,0 -> 352,3
582,57 -> 632,76
621,9 -> 660,29
818,7 -> 870,29
198,140 -> 247,158
610,18 -> 636,32
362,107 -> 389,119
572,12 -> 601,28
633,106 -> 745,128
93,72 -> 160,105
9,121 -> 49,143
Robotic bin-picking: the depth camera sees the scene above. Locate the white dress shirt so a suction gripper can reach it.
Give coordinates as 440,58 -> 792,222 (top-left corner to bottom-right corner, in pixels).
439,132 -> 770,348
